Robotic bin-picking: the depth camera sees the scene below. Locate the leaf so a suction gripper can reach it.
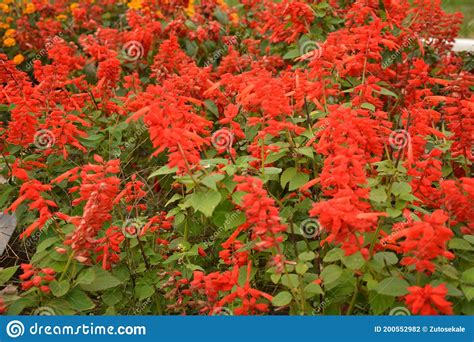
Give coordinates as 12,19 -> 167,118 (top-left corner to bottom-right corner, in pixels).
204,100 -> 219,117
376,87 -> 398,98
299,251 -> 316,261
272,291 -> 293,306
320,265 -> 343,285
189,190 -> 222,217
461,285 -> 474,301
50,280 -> 70,297
201,174 -> 225,191
148,165 -> 178,178
263,167 -> 282,175
295,147 -> 314,159
76,267 -> 96,286
370,187 -> 387,203
449,238 -> 474,251
65,289 -> 95,312
80,267 -> 122,292
0,266 -> 18,286
369,291 -> 395,314
461,268 -> 474,284
391,182 -> 412,196
373,252 -> 398,266
361,102 -> 375,111
375,277 -> 410,296
36,237 -> 59,253
323,248 -> 344,262
463,235 -> 474,245
281,167 -> 296,188
342,252 -> 365,270
289,172 -> 309,191
135,283 -> 155,301
296,263 -> 309,275
303,283 -> 324,298
281,274 -> 299,289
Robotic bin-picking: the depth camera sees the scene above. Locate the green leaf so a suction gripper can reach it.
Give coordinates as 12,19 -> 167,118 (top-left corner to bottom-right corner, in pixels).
463,235 -> 474,244
0,266 -> 18,286
376,87 -> 398,98
449,238 -> 474,251
375,277 -> 410,296
295,147 -> 314,159
323,248 -> 344,262
65,289 -> 95,312
281,167 -> 296,188
461,268 -> 474,284
80,267 -> 122,292
342,252 -> 365,270
189,190 -> 222,217
263,167 -> 282,175
148,165 -> 178,178
281,274 -> 299,289
361,102 -> 375,111
370,187 -> 387,203
303,283 -> 324,298
369,291 -> 395,314
321,265 -> 343,285
201,174 -> 225,191
461,285 -> 474,301
373,252 -> 398,266
50,280 -> 70,297
102,288 -> 123,306
289,172 -> 309,191
299,251 -> 316,261
296,263 -> 309,275
391,182 -> 412,196
36,237 -> 59,253
283,48 -> 300,60
272,291 -> 293,306
204,100 -> 219,117
76,267 -> 96,286
135,283 -> 155,301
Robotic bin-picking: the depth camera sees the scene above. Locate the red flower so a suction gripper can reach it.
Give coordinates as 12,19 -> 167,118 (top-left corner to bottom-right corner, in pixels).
404,283 -> 453,315
396,210 -> 454,274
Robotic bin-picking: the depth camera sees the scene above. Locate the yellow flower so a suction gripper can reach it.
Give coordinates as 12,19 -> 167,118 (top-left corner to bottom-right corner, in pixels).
13,54 -> 24,65
216,0 -> 228,10
3,37 -> 16,47
127,0 -> 142,10
230,12 -> 239,24
185,0 -> 195,17
0,23 -> 8,30
70,3 -> 79,11
56,14 -> 67,21
4,28 -> 15,37
6,17 -> 14,23
0,4 -> 10,13
24,3 -> 36,14
3,0 -> 13,3
155,10 -> 164,19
